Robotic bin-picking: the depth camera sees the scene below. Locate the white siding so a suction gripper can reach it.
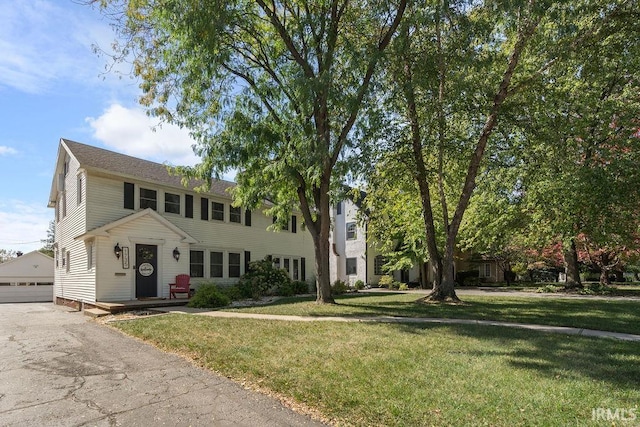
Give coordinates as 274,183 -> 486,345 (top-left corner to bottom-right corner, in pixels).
95,215 -> 188,301
54,155 -> 94,303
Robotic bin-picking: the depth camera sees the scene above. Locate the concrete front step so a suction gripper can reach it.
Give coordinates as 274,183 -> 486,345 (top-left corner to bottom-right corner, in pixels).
84,308 -> 111,318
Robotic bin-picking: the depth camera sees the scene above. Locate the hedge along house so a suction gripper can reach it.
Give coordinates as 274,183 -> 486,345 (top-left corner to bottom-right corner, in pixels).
48,139 -> 315,309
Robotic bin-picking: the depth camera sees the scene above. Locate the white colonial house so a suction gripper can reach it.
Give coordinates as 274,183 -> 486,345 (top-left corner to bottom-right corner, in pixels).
48,139 -> 315,308
0,251 -> 54,303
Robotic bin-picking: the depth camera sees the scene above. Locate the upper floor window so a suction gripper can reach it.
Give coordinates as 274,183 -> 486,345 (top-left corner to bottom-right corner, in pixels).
140,188 -> 157,210
336,202 -> 342,215
346,222 -> 357,240
212,202 -> 224,221
77,175 -> 83,205
165,193 -> 180,214
230,206 -> 242,223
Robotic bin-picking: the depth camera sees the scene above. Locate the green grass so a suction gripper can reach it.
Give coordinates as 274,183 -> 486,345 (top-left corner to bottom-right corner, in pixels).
113,315 -> 640,426
224,293 -> 640,335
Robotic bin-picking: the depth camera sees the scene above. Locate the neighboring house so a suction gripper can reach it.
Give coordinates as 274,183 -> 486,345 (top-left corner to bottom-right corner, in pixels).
48,139 -> 315,308
329,196 -> 421,287
0,251 -> 54,303
329,197 -> 503,287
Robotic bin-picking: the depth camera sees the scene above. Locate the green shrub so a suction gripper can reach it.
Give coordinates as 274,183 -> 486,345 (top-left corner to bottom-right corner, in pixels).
579,283 -> 612,295
332,280 -> 348,295
292,280 -> 309,294
354,280 -> 365,290
219,285 -> 243,301
238,258 -> 292,299
536,284 -> 561,293
276,281 -> 296,297
398,283 -> 409,291
378,275 -> 394,289
456,270 -> 480,286
187,284 -> 231,308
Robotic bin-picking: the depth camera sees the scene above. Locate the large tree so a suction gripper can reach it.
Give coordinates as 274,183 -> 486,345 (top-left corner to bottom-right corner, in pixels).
97,0 -> 407,303
361,0 -> 546,301
508,2 -> 640,287
362,0 -> 637,300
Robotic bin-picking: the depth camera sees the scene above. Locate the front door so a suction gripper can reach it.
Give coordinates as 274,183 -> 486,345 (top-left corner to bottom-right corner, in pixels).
136,244 -> 157,298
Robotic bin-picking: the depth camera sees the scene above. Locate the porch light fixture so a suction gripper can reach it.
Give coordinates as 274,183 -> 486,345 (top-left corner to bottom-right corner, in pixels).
114,243 -> 122,259
173,247 -> 180,261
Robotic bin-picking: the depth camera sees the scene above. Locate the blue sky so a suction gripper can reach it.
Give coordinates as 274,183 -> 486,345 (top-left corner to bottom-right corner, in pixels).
0,1 -> 207,253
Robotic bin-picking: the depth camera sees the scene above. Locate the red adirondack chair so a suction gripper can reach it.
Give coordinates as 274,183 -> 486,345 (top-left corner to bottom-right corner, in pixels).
169,274 -> 191,299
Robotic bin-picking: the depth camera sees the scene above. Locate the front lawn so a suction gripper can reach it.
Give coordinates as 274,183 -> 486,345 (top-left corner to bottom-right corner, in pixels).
113,315 -> 640,426
225,293 -> 640,335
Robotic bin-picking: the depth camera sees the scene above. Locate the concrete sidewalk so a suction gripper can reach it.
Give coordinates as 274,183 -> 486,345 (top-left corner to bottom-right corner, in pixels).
155,306 -> 640,342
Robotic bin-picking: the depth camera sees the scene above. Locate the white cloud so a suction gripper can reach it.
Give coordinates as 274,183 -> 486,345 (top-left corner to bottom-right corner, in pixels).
0,1 -> 132,94
0,146 -> 18,156
0,201 -> 52,253
86,104 -> 201,166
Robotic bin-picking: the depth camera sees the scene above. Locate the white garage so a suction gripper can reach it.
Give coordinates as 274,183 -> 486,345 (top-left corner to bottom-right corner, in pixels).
0,251 -> 54,303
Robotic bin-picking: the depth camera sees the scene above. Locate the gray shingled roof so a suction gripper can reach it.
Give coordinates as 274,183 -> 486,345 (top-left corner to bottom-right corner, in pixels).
62,139 -> 234,198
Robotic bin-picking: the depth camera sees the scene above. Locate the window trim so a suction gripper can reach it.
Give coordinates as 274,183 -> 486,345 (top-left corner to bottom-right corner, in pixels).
228,252 -> 241,278
190,250 -> 205,278
346,257 -> 357,275
212,201 -> 225,221
209,251 -> 224,278
374,255 -> 387,276
229,206 -> 242,224
346,222 -> 357,240
140,188 -> 157,210
164,192 -> 181,215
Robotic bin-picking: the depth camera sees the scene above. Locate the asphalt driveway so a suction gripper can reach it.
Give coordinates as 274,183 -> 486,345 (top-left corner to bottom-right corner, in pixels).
0,303 -> 325,427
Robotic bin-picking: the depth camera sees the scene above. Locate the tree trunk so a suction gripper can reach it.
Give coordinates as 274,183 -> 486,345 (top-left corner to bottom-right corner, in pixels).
314,184 -> 335,304
312,232 -> 335,304
563,238 -> 582,288
599,268 -> 611,286
296,177 -> 334,304
427,238 -> 459,301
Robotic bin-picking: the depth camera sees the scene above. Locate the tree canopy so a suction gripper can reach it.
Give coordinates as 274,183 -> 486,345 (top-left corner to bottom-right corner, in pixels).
97,0 -> 407,302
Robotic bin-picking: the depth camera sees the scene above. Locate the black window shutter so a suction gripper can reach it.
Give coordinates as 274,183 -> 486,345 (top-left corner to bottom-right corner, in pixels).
244,251 -> 251,273
200,197 -> 208,220
245,209 -> 252,226
291,215 -> 297,233
301,257 -> 306,281
124,182 -> 134,209
185,194 -> 193,218
336,202 -> 342,215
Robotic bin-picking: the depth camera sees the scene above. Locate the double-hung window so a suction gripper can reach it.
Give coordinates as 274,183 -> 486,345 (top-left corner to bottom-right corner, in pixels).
165,193 -> 180,214
346,222 -> 357,240
140,188 -> 157,210
212,202 -> 225,221
230,206 -> 242,223
190,251 -> 204,278
210,251 -> 223,278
